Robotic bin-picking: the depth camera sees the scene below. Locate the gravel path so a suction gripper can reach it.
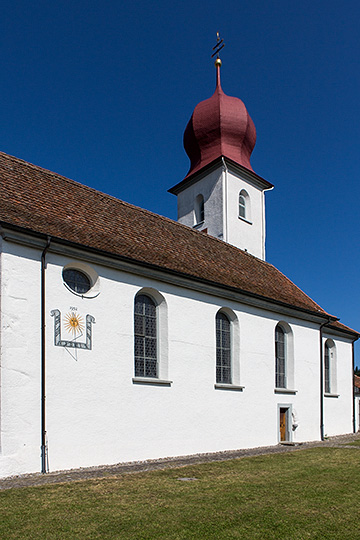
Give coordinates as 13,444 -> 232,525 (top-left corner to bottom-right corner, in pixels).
1,432 -> 359,491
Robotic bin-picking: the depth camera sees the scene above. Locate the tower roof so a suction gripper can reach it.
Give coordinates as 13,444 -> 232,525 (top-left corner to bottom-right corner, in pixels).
183,61 -> 257,179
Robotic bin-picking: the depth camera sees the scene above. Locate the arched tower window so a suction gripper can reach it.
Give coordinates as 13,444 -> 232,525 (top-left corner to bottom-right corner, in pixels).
216,312 -> 231,384
134,294 -> 157,378
238,189 -> 250,221
195,194 -> 205,224
239,194 -> 246,219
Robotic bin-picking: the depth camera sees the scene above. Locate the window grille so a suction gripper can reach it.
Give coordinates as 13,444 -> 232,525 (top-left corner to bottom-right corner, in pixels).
63,269 -> 91,294
324,343 -> 330,393
239,194 -> 246,219
275,325 -> 286,388
134,294 -> 157,377
216,312 -> 231,384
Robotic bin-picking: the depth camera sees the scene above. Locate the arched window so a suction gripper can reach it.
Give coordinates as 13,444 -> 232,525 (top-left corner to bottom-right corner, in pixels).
324,339 -> 336,394
238,189 -> 250,220
238,194 -> 246,219
195,194 -> 205,224
216,312 -> 231,384
275,322 -> 294,390
275,324 -> 286,388
134,294 -> 157,378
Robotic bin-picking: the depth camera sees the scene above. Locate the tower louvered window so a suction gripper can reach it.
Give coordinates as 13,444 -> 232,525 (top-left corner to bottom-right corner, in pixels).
216,312 -> 231,384
275,324 -> 286,388
134,294 -> 157,377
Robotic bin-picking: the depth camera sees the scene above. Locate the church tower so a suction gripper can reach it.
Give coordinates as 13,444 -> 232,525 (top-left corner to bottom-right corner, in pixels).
169,41 -> 273,260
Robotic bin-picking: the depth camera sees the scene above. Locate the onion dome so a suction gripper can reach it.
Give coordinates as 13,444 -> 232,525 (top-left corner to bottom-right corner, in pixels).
183,60 -> 257,179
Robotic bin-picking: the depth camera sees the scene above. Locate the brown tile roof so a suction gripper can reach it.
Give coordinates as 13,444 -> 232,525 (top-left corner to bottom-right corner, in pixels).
354,375 -> 360,389
0,151 -> 357,336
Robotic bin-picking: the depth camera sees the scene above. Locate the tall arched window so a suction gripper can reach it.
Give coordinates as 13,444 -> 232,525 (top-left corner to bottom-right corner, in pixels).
216,312 -> 231,384
195,194 -> 205,224
134,294 -> 157,378
275,324 -> 286,388
324,339 -> 336,394
275,322 -> 294,390
324,342 -> 330,393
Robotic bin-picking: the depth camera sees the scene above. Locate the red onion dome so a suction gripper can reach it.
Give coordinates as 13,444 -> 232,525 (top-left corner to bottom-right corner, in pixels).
183,64 -> 256,179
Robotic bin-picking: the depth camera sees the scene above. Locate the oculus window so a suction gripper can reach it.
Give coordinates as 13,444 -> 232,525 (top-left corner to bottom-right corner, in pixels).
63,269 -> 91,294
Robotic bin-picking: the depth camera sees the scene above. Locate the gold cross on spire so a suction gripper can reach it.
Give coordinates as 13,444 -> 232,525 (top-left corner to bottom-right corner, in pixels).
211,32 -> 225,65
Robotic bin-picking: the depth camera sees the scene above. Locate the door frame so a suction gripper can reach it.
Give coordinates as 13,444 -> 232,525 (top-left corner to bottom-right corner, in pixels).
277,403 -> 293,443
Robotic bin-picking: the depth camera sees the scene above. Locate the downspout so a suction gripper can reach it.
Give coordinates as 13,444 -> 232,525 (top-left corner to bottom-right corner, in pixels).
319,317 -> 332,441
41,236 -> 51,473
262,186 -> 274,261
352,340 -> 356,433
221,157 -> 228,243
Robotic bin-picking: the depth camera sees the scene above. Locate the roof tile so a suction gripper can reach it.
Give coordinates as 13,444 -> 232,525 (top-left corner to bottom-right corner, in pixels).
0,151 -> 357,336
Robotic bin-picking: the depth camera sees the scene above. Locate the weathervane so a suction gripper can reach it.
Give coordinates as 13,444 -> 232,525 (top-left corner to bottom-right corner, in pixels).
211,32 -> 225,65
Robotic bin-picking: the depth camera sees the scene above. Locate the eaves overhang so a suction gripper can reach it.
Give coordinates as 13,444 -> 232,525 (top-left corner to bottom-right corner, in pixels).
0,221 -> 352,333
169,156 -> 273,195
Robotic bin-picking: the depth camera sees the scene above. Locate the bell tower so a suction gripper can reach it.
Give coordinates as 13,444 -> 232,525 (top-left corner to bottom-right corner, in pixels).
169,36 -> 273,260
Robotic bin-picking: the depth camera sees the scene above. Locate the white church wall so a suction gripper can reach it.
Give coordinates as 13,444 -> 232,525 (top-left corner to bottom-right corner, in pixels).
225,169 -> 265,259
322,335 -> 353,437
0,242 -> 42,478
0,239 -> 355,478
176,167 -> 223,238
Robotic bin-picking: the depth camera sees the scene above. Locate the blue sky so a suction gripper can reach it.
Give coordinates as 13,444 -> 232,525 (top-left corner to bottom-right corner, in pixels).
1,1 -> 360,362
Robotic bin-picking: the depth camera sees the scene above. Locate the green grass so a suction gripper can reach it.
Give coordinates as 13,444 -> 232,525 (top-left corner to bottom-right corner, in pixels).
1,447 -> 360,539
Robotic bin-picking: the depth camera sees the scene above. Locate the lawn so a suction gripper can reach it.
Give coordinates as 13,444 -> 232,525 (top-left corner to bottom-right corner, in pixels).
1,447 -> 360,539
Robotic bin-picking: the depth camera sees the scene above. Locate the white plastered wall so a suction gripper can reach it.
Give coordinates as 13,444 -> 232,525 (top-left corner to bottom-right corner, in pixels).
176,165 -> 266,259
322,333 -> 354,437
0,239 -> 355,477
0,242 -> 41,478
176,167 -> 223,239
224,168 -> 265,259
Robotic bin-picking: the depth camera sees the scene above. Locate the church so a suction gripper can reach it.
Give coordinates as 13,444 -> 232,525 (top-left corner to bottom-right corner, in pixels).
0,53 -> 358,478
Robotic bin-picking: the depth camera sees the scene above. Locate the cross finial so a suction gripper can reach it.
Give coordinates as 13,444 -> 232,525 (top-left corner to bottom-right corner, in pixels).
211,32 -> 225,66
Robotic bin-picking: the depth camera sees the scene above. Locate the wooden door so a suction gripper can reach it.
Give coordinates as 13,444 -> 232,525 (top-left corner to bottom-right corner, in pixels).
280,408 -> 287,441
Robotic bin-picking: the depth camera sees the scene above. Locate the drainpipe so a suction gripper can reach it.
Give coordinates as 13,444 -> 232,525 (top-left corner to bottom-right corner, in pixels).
41,236 -> 51,473
221,157 -> 228,243
319,318 -> 332,441
262,185 -> 274,261
352,340 -> 356,433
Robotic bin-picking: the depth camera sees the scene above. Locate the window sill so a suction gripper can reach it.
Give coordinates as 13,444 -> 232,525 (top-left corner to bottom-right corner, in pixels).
238,216 -> 252,225
214,383 -> 245,391
324,392 -> 339,398
192,221 -> 204,229
274,388 -> 298,395
132,377 -> 172,386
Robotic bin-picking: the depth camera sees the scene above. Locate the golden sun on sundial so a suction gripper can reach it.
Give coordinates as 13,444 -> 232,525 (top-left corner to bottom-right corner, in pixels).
64,312 -> 84,336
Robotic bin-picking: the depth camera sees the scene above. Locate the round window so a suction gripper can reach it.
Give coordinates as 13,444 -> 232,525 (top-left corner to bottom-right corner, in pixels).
63,269 -> 91,294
